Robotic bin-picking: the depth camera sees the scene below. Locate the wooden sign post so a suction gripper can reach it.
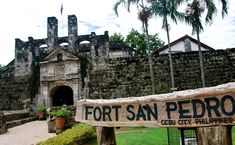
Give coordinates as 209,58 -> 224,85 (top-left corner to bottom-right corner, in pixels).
76,82 -> 235,145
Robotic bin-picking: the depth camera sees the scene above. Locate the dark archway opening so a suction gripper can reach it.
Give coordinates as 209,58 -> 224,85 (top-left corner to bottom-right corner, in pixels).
51,86 -> 74,106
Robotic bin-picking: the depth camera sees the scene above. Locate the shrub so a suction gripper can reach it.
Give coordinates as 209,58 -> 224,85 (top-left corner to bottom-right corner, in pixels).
37,124 -> 96,145
48,108 -> 71,118
36,103 -> 46,112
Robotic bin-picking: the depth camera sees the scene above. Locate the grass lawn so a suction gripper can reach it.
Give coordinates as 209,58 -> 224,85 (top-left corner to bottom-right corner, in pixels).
116,127 -> 168,145
232,127 -> 235,145
87,127 -> 235,145
86,127 -> 168,145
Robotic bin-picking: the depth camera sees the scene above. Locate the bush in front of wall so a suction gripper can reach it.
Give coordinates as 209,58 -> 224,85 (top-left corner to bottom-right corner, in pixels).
37,124 -> 96,145
48,107 -> 71,118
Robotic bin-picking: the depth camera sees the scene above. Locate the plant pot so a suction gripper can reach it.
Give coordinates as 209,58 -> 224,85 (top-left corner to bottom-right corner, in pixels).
55,118 -> 65,129
37,112 -> 46,120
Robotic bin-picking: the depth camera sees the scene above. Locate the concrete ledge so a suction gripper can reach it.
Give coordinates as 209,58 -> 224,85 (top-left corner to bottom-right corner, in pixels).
7,117 -> 37,128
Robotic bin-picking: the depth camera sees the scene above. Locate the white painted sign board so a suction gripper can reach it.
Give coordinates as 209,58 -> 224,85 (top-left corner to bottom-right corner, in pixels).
76,82 -> 235,128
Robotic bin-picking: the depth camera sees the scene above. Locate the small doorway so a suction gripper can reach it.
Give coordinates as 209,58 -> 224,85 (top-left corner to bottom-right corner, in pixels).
50,85 -> 74,106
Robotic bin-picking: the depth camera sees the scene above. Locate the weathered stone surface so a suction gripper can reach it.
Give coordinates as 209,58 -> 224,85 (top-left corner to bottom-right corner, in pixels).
3,110 -> 36,128
0,111 -> 7,134
88,49 -> 235,99
0,76 -> 29,110
47,118 -> 56,133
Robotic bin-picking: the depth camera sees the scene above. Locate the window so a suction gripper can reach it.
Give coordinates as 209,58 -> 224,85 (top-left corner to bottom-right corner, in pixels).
57,53 -> 62,61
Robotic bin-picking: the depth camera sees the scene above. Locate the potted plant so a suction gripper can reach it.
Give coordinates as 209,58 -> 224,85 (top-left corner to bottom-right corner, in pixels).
36,103 -> 47,120
49,107 -> 71,129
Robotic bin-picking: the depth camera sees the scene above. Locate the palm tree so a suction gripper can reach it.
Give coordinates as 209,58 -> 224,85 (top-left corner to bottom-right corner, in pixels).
185,0 -> 228,88
149,0 -> 186,91
114,0 -> 156,94
185,1 -> 229,144
185,0 -> 206,87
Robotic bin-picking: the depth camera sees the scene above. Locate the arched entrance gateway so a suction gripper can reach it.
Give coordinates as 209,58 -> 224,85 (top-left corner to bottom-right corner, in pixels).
50,85 -> 74,107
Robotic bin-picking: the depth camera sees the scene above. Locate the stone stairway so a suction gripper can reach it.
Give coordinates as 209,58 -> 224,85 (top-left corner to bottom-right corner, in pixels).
3,110 -> 37,128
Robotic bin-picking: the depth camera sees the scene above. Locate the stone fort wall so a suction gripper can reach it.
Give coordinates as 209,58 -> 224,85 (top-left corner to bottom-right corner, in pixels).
1,48 -> 235,110
89,48 -> 235,99
0,76 -> 29,110
0,14 -> 234,110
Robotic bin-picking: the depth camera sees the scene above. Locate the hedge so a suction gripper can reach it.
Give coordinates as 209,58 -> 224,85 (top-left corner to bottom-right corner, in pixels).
37,124 -> 96,145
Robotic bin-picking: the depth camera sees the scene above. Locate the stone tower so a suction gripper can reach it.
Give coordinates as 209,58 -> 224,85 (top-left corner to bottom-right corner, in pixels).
14,38 -> 33,77
47,16 -> 58,51
68,15 -> 78,50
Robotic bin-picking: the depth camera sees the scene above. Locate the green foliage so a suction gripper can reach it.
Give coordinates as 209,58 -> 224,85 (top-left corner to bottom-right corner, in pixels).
185,0 -> 228,35
0,64 -> 5,74
125,29 -> 164,56
80,57 -> 88,88
149,0 -> 186,29
110,32 -> 125,42
156,82 -> 170,94
109,29 -> 164,56
115,127 -> 168,145
0,64 -> 4,68
48,108 -> 71,118
28,61 -> 40,101
38,124 -> 96,145
36,102 -> 46,112
185,0 -> 205,34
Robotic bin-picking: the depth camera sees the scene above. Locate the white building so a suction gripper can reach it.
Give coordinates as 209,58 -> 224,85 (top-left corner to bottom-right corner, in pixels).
155,35 -> 214,55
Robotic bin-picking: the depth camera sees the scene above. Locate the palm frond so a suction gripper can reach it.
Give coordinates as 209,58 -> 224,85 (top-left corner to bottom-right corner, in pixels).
174,11 -> 187,23
113,0 -> 140,16
149,0 -> 184,27
186,0 -> 204,34
113,0 -> 124,16
127,0 -> 140,11
204,0 -> 217,24
220,0 -> 228,17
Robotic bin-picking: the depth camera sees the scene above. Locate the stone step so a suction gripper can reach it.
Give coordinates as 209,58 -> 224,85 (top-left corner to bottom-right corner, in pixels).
3,110 -> 30,122
6,117 -> 37,129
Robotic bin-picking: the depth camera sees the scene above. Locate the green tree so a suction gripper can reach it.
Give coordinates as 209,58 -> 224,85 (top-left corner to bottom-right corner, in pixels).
148,0 -> 186,91
125,29 -> 164,56
109,32 -> 125,42
114,0 -> 157,94
185,0 -> 206,87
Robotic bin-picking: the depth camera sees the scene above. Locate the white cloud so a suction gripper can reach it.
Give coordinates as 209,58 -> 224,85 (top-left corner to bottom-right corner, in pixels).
0,0 -> 234,65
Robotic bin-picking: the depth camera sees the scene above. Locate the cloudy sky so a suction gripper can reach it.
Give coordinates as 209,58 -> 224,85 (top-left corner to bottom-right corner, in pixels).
0,0 -> 234,65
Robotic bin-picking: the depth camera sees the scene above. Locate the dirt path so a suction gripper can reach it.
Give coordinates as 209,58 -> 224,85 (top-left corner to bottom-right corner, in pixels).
0,120 -> 56,145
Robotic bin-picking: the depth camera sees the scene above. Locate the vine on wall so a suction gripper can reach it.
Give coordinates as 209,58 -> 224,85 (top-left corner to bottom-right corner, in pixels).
28,59 -> 40,101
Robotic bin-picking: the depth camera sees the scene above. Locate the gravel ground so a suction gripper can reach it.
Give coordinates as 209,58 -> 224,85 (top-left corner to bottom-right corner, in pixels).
0,120 -> 56,145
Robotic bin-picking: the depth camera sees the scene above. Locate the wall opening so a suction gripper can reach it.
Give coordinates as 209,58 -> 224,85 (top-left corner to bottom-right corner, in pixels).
50,85 -> 74,106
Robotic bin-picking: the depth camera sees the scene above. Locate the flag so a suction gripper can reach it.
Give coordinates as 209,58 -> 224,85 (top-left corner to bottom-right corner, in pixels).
60,3 -> 63,15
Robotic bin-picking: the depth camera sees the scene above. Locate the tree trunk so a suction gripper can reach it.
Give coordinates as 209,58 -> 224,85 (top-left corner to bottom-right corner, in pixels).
196,29 -> 205,88
96,127 -> 116,145
196,126 -> 232,145
165,19 -> 175,91
144,21 -> 155,94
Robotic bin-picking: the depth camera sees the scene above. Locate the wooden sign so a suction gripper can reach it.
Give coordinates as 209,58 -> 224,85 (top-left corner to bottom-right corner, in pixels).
75,82 -> 235,128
